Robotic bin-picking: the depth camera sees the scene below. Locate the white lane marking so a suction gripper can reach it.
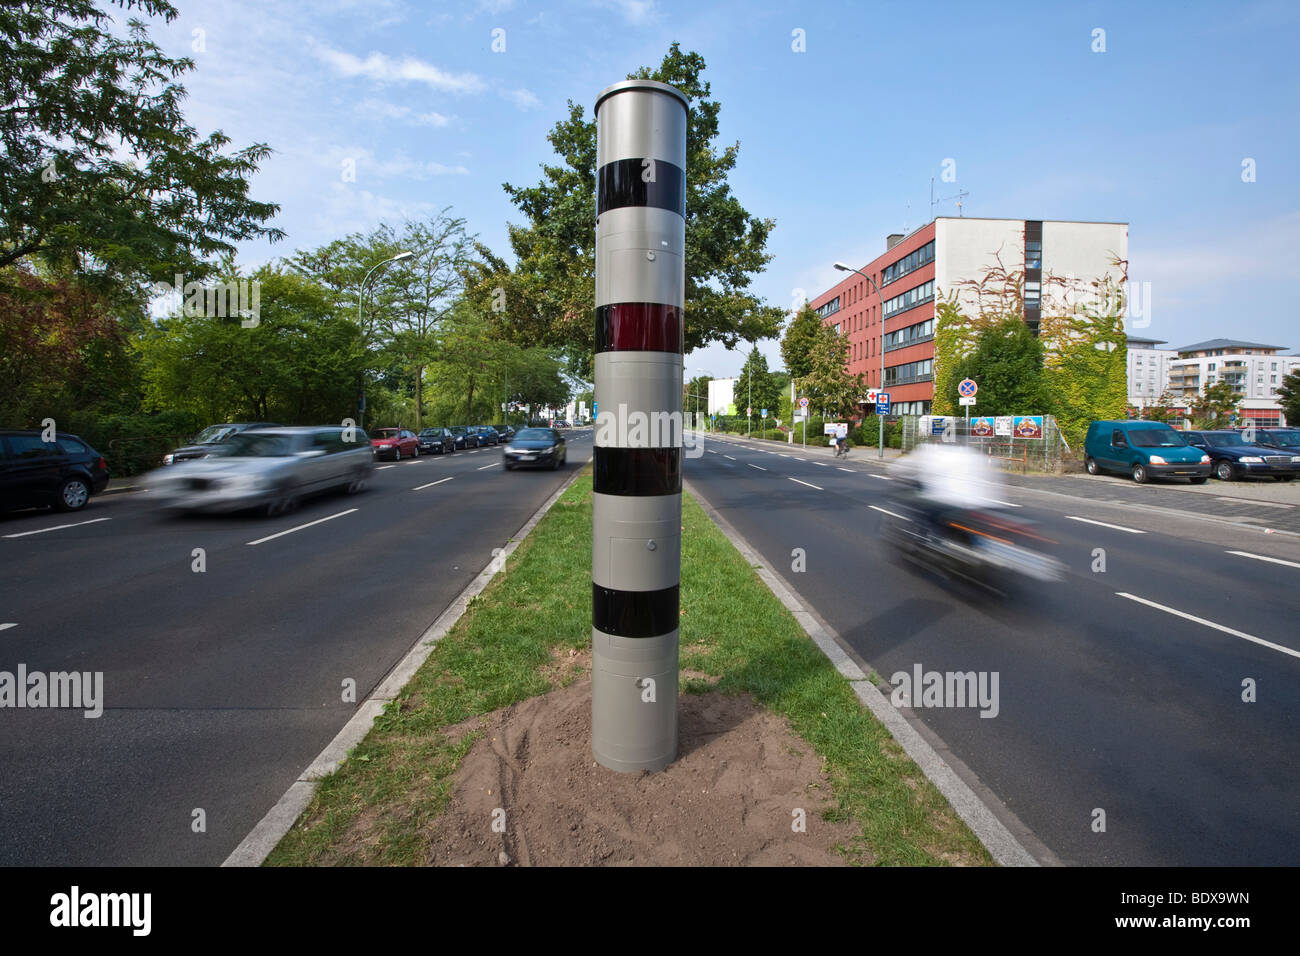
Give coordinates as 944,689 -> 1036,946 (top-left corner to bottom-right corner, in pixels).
988,499 -> 1023,508
794,457 -> 808,462
0,623 -> 16,632
707,450 -> 717,455
867,473 -> 893,480
476,463 -> 497,471
413,477 -> 455,491
376,465 -> 396,470
1226,550 -> 1300,570
869,504 -> 910,521
748,463 -> 767,471
1066,515 -> 1146,534
813,462 -> 827,467
469,450 -> 480,454
837,467 -> 854,473
787,477 -> 823,491
1217,497 -> 1294,510
724,455 -> 736,460
1115,592 -> 1300,661
246,509 -> 358,546
3,517 -> 112,539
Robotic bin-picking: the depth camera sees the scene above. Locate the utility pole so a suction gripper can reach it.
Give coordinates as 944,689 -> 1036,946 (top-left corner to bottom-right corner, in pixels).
591,79 -> 687,773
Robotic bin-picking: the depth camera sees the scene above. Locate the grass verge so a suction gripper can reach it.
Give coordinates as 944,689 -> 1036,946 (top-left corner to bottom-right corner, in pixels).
266,470 -> 992,866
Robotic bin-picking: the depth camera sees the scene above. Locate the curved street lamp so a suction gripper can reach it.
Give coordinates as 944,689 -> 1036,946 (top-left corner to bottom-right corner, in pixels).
356,251 -> 415,428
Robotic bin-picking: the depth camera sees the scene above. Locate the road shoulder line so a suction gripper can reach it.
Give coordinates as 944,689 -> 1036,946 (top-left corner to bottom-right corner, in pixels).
222,465 -> 588,867
685,478 -> 1046,868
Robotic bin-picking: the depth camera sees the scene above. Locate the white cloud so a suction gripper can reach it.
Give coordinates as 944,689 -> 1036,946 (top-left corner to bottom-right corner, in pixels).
359,99 -> 453,127
311,43 -> 487,94
502,87 -> 542,110
592,0 -> 657,24
478,0 -> 517,13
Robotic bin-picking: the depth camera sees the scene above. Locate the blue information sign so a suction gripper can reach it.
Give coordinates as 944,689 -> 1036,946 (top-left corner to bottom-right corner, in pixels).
876,392 -> 890,415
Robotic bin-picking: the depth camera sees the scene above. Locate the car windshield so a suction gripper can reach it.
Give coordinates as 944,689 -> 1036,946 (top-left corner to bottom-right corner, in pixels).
450,427 -> 466,435
1201,433 -> 1237,447
215,433 -> 298,457
194,425 -> 238,444
373,429 -> 400,439
1266,430 -> 1300,445
1129,428 -> 1186,448
515,428 -> 554,442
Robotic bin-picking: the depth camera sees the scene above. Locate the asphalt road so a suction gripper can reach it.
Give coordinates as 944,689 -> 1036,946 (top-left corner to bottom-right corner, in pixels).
0,431 -> 591,866
686,433 -> 1300,866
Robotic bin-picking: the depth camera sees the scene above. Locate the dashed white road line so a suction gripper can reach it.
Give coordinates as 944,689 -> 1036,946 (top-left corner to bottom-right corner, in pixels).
813,461 -> 828,467
837,467 -> 854,473
724,455 -> 736,460
413,477 -> 455,491
476,463 -> 497,471
376,465 -> 396,470
866,473 -> 893,481
3,517 -> 112,539
787,477 -> 823,491
1115,592 -> 1300,661
0,623 -> 16,632
1065,515 -> 1146,534
1226,550 -> 1300,570
246,509 -> 358,546
748,463 -> 767,471
869,504 -> 910,521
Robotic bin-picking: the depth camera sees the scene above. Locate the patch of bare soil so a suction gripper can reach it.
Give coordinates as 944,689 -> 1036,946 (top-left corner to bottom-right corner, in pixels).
426,677 -> 860,866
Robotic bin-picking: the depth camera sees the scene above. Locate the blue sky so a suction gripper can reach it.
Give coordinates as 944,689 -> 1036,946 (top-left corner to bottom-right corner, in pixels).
138,0 -> 1299,378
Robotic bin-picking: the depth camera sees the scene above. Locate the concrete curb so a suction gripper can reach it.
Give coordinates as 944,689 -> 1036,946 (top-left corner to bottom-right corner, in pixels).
685,478 -> 1045,868
221,465 -> 589,867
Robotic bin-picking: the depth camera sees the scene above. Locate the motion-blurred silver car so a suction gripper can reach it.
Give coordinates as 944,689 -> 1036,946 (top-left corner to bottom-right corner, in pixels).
147,426 -> 374,515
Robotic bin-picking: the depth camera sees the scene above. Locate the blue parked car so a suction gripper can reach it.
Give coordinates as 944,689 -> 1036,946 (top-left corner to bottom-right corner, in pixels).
1184,430 -> 1300,482
1084,420 -> 1211,484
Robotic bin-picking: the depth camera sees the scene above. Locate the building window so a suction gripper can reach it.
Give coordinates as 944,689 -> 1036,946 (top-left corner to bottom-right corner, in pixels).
880,240 -> 935,287
882,279 -> 934,318
815,297 -> 840,319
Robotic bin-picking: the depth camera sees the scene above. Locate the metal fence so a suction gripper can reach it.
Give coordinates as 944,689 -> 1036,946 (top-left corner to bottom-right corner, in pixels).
900,414 -> 1067,473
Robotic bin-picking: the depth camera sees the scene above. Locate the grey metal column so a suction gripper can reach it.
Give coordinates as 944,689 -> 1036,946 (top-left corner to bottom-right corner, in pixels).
591,79 -> 688,773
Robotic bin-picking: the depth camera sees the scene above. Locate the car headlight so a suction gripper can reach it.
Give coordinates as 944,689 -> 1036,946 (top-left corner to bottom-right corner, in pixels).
1239,456 -> 1263,463
1291,456 -> 1300,463
1200,455 -> 1211,463
1148,455 -> 1167,465
163,453 -> 174,465
503,445 -> 516,453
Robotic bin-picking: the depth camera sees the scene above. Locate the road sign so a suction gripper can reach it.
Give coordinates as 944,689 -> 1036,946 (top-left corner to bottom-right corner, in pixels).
959,395 -> 977,406
797,396 -> 809,411
593,401 -> 597,416
761,408 -> 767,418
864,388 -> 879,404
931,418 -> 947,436
876,392 -> 890,415
958,378 -> 978,397
747,406 -> 752,416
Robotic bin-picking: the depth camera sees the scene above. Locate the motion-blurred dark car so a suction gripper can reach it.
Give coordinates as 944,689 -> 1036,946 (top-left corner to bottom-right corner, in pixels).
417,427 -> 457,455
370,427 -> 419,460
502,427 -> 566,471
1184,430 -> 1300,482
148,426 -> 374,516
163,422 -> 282,465
472,425 -> 499,446
449,426 -> 479,450
1,430 -> 110,513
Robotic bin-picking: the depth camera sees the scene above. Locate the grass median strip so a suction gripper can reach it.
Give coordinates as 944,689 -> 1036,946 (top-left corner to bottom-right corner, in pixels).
266,470 -> 991,866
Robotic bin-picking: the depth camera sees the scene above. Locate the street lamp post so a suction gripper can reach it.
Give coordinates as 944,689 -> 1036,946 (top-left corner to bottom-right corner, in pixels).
835,261 -> 887,458
357,251 -> 415,429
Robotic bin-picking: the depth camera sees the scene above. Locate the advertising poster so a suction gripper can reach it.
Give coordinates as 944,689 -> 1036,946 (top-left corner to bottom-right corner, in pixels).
1013,415 -> 1044,439
994,416 -> 1013,436
971,417 -> 995,438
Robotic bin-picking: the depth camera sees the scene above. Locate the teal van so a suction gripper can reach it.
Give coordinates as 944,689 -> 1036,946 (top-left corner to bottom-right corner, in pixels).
1084,420 -> 1212,484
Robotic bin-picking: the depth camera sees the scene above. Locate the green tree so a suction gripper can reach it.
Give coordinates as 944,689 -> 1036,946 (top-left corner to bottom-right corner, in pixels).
1275,369 -> 1300,426
943,316 -> 1046,415
498,43 -> 784,376
1,0 -> 283,292
735,345 -> 779,429
1141,391 -> 1181,423
803,324 -> 864,419
1189,381 -> 1242,429
780,304 -> 823,382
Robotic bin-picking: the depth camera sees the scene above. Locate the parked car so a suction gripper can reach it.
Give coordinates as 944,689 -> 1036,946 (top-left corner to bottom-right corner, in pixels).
162,422 -> 282,465
147,426 -> 374,516
417,427 -> 457,455
1183,430 -> 1300,482
494,424 -> 516,442
370,427 -> 419,460
549,419 -> 570,429
502,427 -> 567,471
1251,427 -> 1300,456
1,430 -> 110,513
472,425 -> 499,446
1084,420 -> 1211,484
449,426 -> 479,450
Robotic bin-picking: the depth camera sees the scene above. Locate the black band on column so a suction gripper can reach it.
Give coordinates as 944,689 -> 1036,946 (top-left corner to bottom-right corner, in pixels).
595,303 -> 684,354
593,583 -> 679,638
597,158 -> 686,216
593,447 -> 681,496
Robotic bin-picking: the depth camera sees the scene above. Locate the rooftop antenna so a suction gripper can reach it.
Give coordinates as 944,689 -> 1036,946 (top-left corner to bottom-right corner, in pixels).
931,176 -> 970,218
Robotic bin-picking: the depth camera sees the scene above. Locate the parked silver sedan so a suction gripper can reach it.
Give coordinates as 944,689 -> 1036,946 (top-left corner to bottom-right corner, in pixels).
147,426 -> 374,515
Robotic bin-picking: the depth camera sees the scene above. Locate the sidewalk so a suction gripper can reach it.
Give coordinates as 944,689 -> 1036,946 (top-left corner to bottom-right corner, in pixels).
699,430 -> 904,463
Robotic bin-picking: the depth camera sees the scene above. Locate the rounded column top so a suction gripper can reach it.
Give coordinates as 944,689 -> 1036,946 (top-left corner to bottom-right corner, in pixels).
595,79 -> 689,115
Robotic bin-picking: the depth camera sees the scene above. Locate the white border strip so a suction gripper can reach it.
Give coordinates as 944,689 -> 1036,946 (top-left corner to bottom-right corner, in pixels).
223,466 -> 588,867
1115,592 -> 1300,660
686,479 -> 1042,868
